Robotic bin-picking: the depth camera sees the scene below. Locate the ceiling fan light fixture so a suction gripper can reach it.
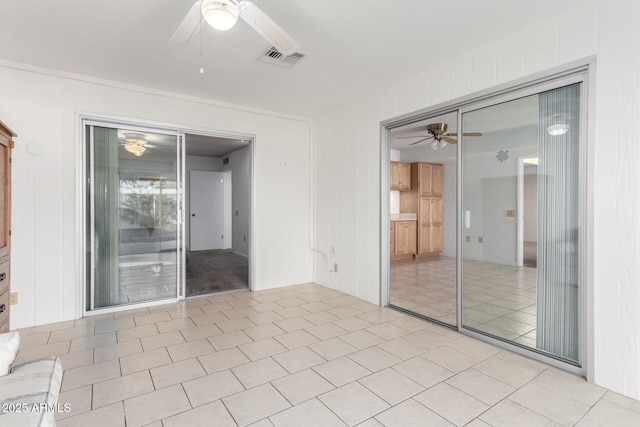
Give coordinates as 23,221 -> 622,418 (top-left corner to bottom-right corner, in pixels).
202,0 -> 239,31
124,143 -> 146,157
430,140 -> 439,150
547,123 -> 570,136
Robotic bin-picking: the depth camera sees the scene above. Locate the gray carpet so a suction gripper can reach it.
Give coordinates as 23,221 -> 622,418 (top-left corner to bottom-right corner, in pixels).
186,250 -> 249,297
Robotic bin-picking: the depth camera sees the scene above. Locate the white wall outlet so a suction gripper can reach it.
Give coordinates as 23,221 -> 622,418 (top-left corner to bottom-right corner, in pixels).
9,292 -> 18,305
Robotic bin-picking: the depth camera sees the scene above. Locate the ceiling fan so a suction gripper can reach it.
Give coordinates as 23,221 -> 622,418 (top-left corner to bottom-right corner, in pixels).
170,0 -> 299,56
120,133 -> 157,157
398,123 -> 482,149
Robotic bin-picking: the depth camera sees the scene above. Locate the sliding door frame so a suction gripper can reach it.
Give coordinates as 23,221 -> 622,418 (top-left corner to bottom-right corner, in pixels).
380,56 -> 595,381
76,112 -> 256,317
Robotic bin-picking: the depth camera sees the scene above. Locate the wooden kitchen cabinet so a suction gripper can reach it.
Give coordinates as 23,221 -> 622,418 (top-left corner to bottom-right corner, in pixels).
393,220 -> 416,258
417,162 -> 443,197
0,120 -> 15,333
390,161 -> 411,191
418,196 -> 443,255
398,162 -> 444,258
390,221 -> 394,247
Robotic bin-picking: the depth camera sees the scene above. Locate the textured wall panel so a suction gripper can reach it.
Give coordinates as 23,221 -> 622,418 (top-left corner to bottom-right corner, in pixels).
313,0 -> 640,401
2,64 -> 313,328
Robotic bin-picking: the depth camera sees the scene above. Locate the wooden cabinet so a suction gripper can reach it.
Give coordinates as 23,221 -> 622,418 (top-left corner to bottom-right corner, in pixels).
390,161 -> 411,191
390,221 -> 394,248
393,220 -> 416,259
418,196 -> 443,254
0,120 -> 15,333
398,162 -> 444,258
417,162 -> 443,197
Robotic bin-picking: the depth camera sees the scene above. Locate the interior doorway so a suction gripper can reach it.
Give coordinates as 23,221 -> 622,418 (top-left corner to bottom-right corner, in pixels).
517,157 -> 539,268
184,134 -> 251,297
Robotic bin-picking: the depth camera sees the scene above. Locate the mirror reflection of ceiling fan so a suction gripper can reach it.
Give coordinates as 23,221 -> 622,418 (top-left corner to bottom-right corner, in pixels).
121,133 -> 157,157
399,123 -> 482,149
170,0 -> 300,56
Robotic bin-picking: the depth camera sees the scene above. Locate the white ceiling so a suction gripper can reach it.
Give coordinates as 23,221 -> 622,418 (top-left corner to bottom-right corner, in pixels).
0,0 -> 588,118
185,133 -> 249,157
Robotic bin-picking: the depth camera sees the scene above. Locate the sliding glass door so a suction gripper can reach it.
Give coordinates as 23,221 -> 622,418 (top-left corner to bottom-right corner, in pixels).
460,81 -> 583,365
85,124 -> 182,310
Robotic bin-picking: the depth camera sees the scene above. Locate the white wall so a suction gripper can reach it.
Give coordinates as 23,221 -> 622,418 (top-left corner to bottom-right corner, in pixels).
0,62 -> 313,330
223,170 -> 232,250
223,146 -> 250,256
463,144 -> 537,264
313,0 -> 640,399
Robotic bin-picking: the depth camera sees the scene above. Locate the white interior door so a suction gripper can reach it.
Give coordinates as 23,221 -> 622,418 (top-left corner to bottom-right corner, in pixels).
190,171 -> 225,251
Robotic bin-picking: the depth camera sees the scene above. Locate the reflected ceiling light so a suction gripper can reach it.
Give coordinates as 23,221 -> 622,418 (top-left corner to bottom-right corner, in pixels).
547,123 -> 570,136
124,143 -> 146,156
201,0 -> 239,31
124,132 -> 147,156
430,139 -> 448,150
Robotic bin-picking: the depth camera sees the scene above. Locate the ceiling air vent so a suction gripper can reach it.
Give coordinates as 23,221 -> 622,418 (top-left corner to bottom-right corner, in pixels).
258,47 -> 306,69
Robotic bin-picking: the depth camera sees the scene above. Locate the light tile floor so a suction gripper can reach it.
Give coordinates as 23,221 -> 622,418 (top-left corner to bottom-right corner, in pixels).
390,257 -> 538,348
12,283 -> 640,426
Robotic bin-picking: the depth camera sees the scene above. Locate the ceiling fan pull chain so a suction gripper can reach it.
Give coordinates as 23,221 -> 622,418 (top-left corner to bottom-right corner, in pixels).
199,10 -> 205,74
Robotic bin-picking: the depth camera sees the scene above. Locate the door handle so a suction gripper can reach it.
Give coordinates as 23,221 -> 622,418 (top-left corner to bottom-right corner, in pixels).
0,304 -> 5,313
0,273 -> 5,281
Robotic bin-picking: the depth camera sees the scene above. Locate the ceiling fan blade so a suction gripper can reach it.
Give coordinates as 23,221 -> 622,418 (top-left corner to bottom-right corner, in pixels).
238,1 -> 300,55
442,136 -> 457,144
409,137 -> 434,146
169,1 -> 202,44
447,132 -> 483,137
398,135 -> 429,139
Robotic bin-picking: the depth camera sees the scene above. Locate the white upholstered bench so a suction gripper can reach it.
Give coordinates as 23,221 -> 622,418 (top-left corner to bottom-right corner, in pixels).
0,332 -> 63,427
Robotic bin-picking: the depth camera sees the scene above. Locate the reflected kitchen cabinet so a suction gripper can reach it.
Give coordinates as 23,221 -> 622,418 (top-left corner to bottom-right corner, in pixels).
393,220 -> 416,259
390,161 -> 411,191
417,162 -> 443,198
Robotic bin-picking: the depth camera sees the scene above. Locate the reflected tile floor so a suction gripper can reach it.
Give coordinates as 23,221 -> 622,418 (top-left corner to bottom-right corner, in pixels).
391,257 -> 538,347
13,284 -> 640,426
